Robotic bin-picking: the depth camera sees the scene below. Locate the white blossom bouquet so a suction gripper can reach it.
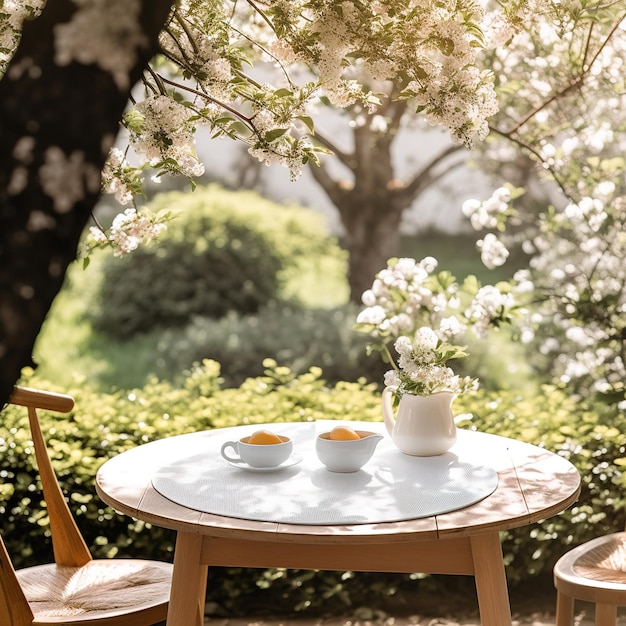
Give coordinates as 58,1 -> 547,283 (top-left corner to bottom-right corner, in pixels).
354,257 -> 517,398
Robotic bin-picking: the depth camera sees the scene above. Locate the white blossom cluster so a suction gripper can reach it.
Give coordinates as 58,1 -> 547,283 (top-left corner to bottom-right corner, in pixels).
159,4 -> 234,101
462,186 -> 511,230
465,285 -> 516,337
248,135 -> 316,182
263,0 -> 500,147
477,233 -> 509,270
356,256 -> 454,340
88,208 -> 167,257
94,0 -> 508,206
463,0 -> 626,402
128,95 -> 205,178
383,327 -> 480,396
526,191 -> 626,395
465,183 -> 626,397
152,0 -> 326,181
355,257 -> 517,396
52,0 -> 549,238
101,148 -> 137,207
0,0 -> 45,77
466,180 -> 626,398
461,187 -> 520,269
483,0 -> 626,162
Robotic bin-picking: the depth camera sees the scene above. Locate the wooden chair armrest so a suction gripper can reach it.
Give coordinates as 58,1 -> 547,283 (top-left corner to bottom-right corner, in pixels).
9,386 -> 74,413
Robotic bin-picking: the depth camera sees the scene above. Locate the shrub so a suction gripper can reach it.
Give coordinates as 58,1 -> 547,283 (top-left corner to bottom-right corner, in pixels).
156,302 -> 388,388
1,365 -> 620,616
92,184 -> 346,338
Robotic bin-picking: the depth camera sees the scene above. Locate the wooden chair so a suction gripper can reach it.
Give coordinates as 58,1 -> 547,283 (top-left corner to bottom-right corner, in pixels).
0,386 -> 173,626
554,531 -> 626,626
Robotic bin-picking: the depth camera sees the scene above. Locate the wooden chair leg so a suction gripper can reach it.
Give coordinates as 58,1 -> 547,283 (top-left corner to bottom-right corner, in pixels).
0,534 -> 34,626
595,603 -> 617,626
555,590 -> 574,626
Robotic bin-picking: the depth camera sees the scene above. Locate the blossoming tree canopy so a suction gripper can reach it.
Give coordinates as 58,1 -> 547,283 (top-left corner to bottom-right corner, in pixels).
117,0 -> 500,201
458,0 -> 626,399
1,0 -> 504,255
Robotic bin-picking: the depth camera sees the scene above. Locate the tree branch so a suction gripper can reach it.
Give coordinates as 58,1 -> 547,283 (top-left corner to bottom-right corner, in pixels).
307,160 -> 349,208
401,144 -> 466,198
312,130 -> 354,170
509,11 -> 626,135
488,124 -> 573,201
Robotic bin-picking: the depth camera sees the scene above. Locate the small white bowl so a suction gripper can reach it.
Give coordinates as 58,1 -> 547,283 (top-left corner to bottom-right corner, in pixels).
315,430 -> 383,473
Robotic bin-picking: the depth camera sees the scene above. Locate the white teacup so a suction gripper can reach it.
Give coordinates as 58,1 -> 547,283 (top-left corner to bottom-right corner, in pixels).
221,435 -> 292,468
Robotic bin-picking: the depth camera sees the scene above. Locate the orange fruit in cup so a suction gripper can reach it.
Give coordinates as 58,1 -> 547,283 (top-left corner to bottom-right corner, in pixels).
329,426 -> 361,441
247,430 -> 284,445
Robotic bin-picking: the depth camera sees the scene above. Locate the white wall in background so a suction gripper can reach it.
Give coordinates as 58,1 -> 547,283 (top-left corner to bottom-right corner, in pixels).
195,113 -> 493,237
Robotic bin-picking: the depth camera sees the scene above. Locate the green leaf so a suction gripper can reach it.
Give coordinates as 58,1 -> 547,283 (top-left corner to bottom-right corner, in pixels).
264,128 -> 289,142
365,93 -> 382,106
228,121 -> 252,137
413,65 -> 428,81
462,274 -> 481,294
297,115 -> 315,134
123,109 -> 144,133
436,37 -> 455,56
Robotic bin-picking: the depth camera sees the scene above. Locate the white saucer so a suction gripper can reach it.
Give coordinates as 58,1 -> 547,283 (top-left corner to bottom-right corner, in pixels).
225,453 -> 303,473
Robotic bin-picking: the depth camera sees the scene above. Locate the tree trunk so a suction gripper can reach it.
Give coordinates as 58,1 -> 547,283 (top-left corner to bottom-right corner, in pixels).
309,103 -> 407,302
341,195 -> 404,303
308,96 -> 466,304
0,1 -> 173,406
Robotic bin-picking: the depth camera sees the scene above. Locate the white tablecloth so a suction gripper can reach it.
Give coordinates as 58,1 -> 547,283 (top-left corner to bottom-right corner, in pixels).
151,421 -> 498,525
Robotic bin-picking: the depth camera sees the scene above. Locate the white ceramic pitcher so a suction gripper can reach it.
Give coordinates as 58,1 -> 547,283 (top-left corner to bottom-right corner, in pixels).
382,387 -> 457,456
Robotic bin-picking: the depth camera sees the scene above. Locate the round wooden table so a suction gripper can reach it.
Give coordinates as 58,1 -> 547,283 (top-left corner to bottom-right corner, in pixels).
95,421 -> 581,626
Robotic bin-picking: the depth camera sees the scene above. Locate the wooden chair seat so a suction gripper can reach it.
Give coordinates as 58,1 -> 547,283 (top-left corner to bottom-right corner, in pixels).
17,559 -> 172,624
0,386 -> 173,626
554,531 -> 626,626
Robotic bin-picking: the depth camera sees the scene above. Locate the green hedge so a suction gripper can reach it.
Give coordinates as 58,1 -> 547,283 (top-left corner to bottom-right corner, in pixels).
1,364 -> 622,615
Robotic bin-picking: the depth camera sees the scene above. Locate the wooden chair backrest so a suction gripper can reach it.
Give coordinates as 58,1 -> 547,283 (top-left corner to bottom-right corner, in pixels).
0,386 -> 93,625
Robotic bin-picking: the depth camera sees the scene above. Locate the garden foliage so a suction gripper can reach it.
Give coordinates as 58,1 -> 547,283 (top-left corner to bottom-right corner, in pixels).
36,225 -> 528,394
92,184 -> 346,338
1,363 -> 623,615
152,303 -> 387,388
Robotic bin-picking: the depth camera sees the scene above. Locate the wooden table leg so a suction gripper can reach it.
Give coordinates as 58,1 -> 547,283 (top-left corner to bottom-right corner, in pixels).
555,590 -> 575,626
167,532 -> 209,626
470,533 -> 512,626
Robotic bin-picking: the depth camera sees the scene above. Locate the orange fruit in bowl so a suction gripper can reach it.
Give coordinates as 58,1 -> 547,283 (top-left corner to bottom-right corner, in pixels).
329,426 -> 362,441
247,430 -> 284,445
